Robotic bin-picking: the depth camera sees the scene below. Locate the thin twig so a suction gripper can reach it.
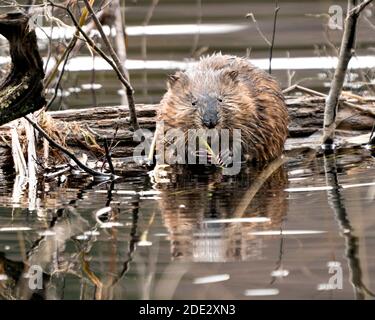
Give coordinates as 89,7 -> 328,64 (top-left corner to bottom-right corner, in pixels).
104,139 -> 115,175
24,115 -> 114,178
246,13 -> 271,46
246,2 -> 279,74
283,84 -> 326,97
49,1 -> 139,131
269,1 -> 280,74
111,0 -> 130,106
45,44 -> 72,111
82,0 -> 139,131
44,0 -> 95,88
44,7 -> 54,74
285,51 -> 295,87
350,0 -> 374,14
141,0 -> 159,97
191,0 -> 202,57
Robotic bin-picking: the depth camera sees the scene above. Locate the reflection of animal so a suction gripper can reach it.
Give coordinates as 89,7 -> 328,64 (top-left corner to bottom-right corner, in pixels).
157,53 -> 289,162
0,252 -> 49,300
154,165 -> 288,262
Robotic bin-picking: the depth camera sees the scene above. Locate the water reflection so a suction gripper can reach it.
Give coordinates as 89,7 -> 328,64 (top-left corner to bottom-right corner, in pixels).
323,152 -> 375,299
0,149 -> 374,299
154,162 -> 288,262
0,252 -> 50,300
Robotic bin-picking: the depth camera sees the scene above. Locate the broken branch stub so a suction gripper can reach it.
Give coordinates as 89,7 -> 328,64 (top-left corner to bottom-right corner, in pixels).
0,12 -> 45,126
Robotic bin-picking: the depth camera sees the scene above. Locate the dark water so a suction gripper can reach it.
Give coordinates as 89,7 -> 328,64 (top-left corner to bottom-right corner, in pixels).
0,148 -> 374,299
1,0 -> 375,300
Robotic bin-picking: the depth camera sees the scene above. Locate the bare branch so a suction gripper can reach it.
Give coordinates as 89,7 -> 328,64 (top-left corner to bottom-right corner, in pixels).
246,12 -> 271,46
82,0 -> 139,131
48,1 -> 139,131
322,0 -> 374,146
269,1 -> 280,74
350,0 -> 374,14
24,115 -> 114,178
44,0 -> 95,88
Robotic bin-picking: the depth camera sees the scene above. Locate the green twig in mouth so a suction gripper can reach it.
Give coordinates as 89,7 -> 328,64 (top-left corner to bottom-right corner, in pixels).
198,136 -> 225,169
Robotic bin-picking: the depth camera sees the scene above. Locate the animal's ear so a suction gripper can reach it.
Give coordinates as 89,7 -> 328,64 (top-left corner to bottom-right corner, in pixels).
167,74 -> 179,85
222,70 -> 239,82
167,71 -> 188,89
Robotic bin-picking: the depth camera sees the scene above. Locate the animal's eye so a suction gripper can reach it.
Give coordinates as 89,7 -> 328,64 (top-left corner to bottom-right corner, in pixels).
192,100 -> 198,106
217,97 -> 223,103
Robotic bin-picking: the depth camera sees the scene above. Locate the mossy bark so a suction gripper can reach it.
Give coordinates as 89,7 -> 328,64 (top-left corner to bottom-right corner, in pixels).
0,12 -> 45,126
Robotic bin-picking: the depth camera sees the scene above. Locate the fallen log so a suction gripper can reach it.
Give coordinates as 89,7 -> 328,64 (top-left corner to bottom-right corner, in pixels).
0,12 -> 45,126
36,96 -> 375,139
0,94 -> 374,170
43,95 -> 375,144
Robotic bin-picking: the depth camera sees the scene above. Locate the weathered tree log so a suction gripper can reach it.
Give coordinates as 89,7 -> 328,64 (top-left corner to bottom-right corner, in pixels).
0,12 -> 45,126
1,95 -> 374,161
47,95 -> 375,139
287,96 -> 375,136
0,96 -> 374,168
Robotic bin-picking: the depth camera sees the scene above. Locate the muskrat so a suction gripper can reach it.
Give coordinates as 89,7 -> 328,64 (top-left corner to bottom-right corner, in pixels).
156,53 -> 288,163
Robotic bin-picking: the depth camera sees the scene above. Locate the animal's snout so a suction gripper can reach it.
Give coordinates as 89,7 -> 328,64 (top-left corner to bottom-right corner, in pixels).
202,113 -> 218,129
201,96 -> 219,129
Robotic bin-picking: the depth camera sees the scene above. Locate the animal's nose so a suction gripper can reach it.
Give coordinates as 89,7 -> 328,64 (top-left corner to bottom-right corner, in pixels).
202,96 -> 218,128
202,118 -> 217,129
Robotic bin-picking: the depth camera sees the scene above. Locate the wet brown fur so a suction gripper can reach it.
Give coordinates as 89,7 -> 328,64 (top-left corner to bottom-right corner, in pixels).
157,53 -> 289,162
